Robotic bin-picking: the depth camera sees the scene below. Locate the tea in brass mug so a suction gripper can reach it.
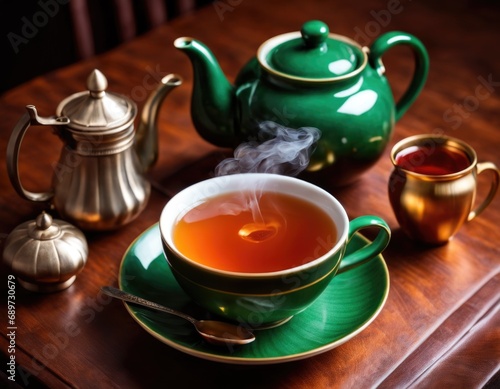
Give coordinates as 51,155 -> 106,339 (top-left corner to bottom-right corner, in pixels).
388,134 -> 499,245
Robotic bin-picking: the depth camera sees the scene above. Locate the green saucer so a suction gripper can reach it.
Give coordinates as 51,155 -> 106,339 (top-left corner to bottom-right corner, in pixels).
119,224 -> 389,364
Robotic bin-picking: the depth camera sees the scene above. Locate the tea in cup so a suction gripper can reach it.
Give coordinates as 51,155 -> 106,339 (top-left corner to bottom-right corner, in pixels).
159,173 -> 391,328
389,134 -> 499,245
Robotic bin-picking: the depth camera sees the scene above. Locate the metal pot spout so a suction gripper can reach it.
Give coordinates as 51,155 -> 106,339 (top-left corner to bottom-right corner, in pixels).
135,73 -> 183,172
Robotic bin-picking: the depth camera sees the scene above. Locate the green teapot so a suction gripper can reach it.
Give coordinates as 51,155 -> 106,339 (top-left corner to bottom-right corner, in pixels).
174,20 -> 429,186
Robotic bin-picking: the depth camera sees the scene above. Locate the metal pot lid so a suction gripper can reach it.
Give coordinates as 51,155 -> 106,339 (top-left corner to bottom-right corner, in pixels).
56,69 -> 137,132
257,20 -> 367,82
2,212 -> 88,292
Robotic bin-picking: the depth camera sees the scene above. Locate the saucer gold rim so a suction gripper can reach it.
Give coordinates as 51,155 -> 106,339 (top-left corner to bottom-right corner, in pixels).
118,223 -> 390,365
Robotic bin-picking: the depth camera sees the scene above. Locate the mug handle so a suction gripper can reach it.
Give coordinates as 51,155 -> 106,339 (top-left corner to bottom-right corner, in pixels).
467,162 -> 500,221
338,216 -> 391,273
6,105 -> 70,202
369,31 -> 429,121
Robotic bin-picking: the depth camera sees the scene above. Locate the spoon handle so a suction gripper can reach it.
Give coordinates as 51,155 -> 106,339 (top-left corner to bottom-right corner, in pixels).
101,286 -> 196,324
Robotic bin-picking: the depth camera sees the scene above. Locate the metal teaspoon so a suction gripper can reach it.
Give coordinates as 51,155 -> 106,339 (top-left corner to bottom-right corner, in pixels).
101,286 -> 255,346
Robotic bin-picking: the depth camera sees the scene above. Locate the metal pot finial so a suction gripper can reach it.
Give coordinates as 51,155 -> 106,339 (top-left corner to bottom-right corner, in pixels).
87,69 -> 108,98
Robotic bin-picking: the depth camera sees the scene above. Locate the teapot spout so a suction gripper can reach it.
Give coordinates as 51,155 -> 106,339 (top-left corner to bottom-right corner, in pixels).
174,37 -> 236,147
135,74 -> 182,172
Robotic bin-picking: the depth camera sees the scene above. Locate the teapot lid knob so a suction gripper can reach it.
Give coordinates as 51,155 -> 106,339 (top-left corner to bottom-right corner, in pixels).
258,19 -> 364,80
86,69 -> 108,98
29,211 -> 61,240
301,20 -> 329,48
35,211 -> 53,230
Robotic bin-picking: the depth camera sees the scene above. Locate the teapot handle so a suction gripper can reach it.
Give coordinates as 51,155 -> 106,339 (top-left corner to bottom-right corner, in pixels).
6,105 -> 70,202
369,31 -> 429,121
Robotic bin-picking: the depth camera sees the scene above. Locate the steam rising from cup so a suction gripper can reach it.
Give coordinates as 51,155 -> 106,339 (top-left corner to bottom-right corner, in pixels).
184,122 -> 321,243
214,121 -> 321,177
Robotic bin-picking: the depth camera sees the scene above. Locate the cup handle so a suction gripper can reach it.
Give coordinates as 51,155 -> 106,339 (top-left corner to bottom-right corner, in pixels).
338,216 -> 391,274
6,105 -> 69,202
467,162 -> 500,221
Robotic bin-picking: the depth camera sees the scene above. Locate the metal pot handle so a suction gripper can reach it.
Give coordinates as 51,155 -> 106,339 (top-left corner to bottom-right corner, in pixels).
6,105 -> 70,202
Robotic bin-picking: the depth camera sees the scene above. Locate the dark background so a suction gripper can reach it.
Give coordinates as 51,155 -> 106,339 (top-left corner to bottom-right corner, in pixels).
0,0 -> 213,94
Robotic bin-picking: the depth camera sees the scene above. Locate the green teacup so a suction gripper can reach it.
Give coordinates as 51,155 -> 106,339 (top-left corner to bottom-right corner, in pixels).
159,173 -> 390,328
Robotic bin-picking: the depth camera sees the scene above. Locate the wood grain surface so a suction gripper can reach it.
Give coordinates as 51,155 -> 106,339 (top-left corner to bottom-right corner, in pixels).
1,0 -> 499,388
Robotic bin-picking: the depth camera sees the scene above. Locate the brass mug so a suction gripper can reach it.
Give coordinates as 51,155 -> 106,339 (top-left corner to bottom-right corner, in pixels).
388,134 -> 499,245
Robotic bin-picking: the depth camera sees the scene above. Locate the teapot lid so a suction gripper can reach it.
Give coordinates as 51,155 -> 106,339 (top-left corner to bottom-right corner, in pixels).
56,69 -> 137,133
257,20 -> 367,82
2,211 -> 88,292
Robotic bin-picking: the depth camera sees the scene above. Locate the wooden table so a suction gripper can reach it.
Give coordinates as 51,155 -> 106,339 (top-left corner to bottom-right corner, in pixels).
1,0 -> 499,387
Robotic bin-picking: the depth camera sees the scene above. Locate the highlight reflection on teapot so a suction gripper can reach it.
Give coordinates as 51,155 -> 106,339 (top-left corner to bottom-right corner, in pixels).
175,20 -> 429,186
7,69 -> 182,230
